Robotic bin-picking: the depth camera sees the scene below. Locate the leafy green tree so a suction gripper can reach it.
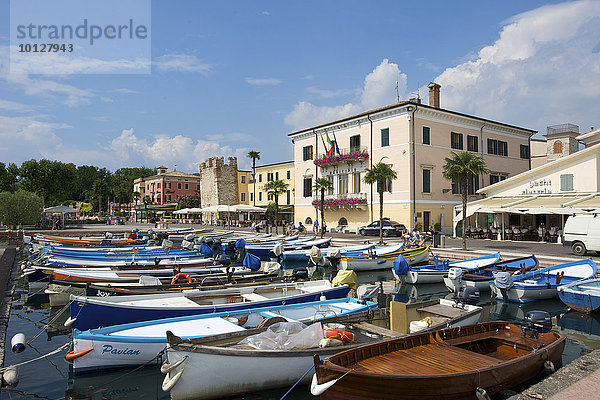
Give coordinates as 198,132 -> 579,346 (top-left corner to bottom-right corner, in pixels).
0,190 -> 44,227
313,178 -> 333,238
247,151 -> 260,206
364,162 -> 398,244
90,178 -> 110,213
443,152 -> 489,250
263,179 -> 289,234
74,165 -> 110,202
178,191 -> 201,208
19,159 -> 77,205
0,162 -> 19,192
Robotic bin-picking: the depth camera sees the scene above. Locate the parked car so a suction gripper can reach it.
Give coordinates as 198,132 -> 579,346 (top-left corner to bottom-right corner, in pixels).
359,220 -> 406,237
563,214 -> 600,256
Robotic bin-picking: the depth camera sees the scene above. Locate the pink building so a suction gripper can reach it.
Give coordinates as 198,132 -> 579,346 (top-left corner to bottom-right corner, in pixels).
133,166 -> 201,205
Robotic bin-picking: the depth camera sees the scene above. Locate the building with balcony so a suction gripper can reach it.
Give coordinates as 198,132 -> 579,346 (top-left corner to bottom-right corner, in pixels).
132,166 -> 201,206
289,83 -> 536,234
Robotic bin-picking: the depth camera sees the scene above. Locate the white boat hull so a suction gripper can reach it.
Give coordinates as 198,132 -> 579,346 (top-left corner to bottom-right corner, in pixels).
490,284 -> 558,303
406,270 -> 445,284
165,348 -> 321,399
443,277 -> 491,292
340,250 -> 428,271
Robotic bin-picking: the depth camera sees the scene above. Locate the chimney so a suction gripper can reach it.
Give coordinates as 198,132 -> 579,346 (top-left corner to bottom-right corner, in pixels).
428,82 -> 441,108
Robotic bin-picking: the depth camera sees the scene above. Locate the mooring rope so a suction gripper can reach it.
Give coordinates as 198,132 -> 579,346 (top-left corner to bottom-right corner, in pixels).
0,343 -> 70,373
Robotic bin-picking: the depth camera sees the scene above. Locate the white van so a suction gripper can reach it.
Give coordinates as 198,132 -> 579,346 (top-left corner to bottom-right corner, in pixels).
563,214 -> 600,256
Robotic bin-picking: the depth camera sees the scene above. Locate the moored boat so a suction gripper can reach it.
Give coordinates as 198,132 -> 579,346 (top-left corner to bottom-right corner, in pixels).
399,252 -> 501,284
491,258 -> 597,303
558,277 -> 600,313
340,245 -> 429,271
311,320 -> 565,399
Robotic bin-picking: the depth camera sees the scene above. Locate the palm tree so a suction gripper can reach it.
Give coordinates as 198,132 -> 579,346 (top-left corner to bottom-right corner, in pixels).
442,152 -> 489,250
263,179 -> 289,234
314,178 -> 334,238
364,162 -> 398,244
247,151 -> 261,206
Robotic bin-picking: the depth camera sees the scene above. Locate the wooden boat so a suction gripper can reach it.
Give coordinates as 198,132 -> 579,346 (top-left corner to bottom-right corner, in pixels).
66,279 -> 350,330
35,234 -> 145,247
281,243 -> 376,268
311,320 -> 566,400
389,298 -> 482,334
247,237 -> 332,261
399,252 -> 500,284
69,297 -> 376,372
558,277 -> 600,313
491,258 -> 597,303
161,315 -> 401,399
444,255 -> 538,292
340,246 -> 429,271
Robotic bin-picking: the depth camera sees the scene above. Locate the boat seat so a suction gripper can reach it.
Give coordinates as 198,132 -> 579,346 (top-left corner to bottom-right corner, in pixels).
578,285 -> 600,292
417,304 -> 467,319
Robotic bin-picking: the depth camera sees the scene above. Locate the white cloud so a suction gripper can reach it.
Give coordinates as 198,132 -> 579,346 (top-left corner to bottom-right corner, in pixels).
285,59 -> 406,129
258,11 -> 271,16
0,115 -> 67,158
153,54 -> 211,74
0,99 -> 34,113
112,88 -> 139,94
245,77 -> 283,86
306,86 -> 359,99
433,0 -> 600,130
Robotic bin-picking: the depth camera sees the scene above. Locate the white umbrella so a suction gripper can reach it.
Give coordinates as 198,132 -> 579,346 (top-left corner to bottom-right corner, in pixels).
173,208 -> 191,214
232,204 -> 265,213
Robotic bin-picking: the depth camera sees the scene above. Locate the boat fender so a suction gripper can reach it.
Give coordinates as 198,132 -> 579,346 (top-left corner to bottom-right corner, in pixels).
11,333 -> 26,353
160,356 -> 187,374
475,387 -> 491,400
162,369 -> 184,392
171,273 -> 192,285
323,329 -> 356,343
64,317 -> 77,328
544,360 -> 555,373
319,338 -> 344,348
310,373 -> 338,396
2,367 -> 18,387
66,348 -> 93,361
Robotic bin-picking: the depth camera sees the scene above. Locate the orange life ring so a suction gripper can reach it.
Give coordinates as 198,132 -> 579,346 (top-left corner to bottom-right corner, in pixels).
323,329 -> 356,343
171,272 -> 192,285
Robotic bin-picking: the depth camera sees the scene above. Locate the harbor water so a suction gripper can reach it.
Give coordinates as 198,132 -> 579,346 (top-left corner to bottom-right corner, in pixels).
2,266 -> 600,400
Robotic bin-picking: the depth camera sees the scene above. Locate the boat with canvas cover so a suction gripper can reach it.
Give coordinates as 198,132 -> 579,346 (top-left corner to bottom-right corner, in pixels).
491,258 -> 597,303
66,279 -> 350,330
68,297 -> 376,372
443,255 -> 538,292
311,319 -> 565,399
396,252 -> 501,284
339,245 -> 429,271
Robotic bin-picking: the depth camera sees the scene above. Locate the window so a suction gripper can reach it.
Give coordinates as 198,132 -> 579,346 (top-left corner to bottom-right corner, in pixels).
422,169 -> 431,193
520,144 -> 530,159
467,135 -> 478,152
286,170 -> 291,180
286,190 -> 291,204
241,175 -> 246,184
381,128 -> 389,147
423,126 -> 431,145
258,174 -> 262,183
338,174 -> 348,195
275,172 -> 279,180
451,132 -> 463,149
488,139 -> 508,156
490,175 -> 500,185
240,192 -> 246,202
327,176 -> 334,195
184,183 -> 188,190
166,195 -> 171,202
554,141 -> 563,154
267,172 -> 273,182
165,182 -> 170,189
353,172 -> 361,193
258,192 -> 262,201
196,184 -> 200,191
377,179 -> 392,193
452,176 -> 479,194
560,174 -> 574,191
303,145 -> 313,161
350,135 -> 361,152
303,177 -> 312,197
177,183 -> 182,189
157,183 -> 161,189
268,193 -> 273,201
250,192 -> 254,202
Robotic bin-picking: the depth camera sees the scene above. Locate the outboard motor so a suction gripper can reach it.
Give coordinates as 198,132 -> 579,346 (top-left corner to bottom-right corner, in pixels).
184,233 -> 195,242
521,311 -> 552,337
392,255 -> 409,282
210,238 -> 222,258
272,243 -> 284,263
455,285 -> 480,305
447,267 -> 463,280
234,239 -> 247,263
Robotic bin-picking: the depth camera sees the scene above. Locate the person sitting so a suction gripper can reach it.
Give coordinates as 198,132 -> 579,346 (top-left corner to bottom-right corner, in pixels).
297,222 -> 306,233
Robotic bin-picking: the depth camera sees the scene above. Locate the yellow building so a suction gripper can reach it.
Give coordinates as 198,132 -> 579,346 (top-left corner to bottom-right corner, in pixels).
289,83 -> 536,234
237,170 -> 251,204
248,161 -> 295,221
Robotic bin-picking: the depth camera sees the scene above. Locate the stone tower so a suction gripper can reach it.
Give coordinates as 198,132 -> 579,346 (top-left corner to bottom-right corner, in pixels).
198,157 -> 239,207
545,124 -> 580,162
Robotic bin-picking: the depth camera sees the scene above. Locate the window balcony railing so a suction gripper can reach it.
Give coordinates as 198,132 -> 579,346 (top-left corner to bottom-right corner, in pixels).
312,193 -> 368,209
313,146 -> 369,167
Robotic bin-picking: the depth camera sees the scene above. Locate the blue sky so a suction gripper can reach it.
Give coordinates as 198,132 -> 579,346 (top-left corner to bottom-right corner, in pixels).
1,0 -> 599,172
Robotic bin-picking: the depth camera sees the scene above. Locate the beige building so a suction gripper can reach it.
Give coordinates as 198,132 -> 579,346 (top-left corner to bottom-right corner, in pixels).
247,161 -> 295,221
198,157 -> 239,207
456,129 -> 600,239
289,83 -> 536,234
237,170 -> 251,204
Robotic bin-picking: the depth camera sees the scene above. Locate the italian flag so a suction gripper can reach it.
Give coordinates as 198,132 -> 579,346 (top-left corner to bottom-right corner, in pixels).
326,132 -> 335,156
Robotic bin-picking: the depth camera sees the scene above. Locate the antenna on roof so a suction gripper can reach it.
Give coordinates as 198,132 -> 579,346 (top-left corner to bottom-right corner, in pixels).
395,77 -> 400,103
